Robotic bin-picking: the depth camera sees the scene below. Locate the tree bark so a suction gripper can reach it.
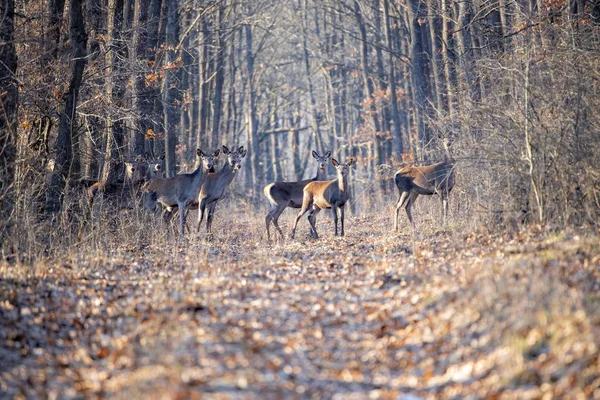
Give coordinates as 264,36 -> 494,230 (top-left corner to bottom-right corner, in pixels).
197,11 -> 211,153
0,0 -> 18,228
383,0 -> 403,158
245,5 -> 260,197
44,0 -> 66,61
45,0 -> 87,214
163,0 -> 179,176
129,0 -> 149,158
100,0 -> 125,185
211,3 -> 226,150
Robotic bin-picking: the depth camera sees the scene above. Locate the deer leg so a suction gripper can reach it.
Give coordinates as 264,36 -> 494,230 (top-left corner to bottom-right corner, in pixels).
291,203 -> 311,240
331,206 -> 339,236
206,201 -> 217,233
163,207 -> 174,224
197,200 -> 207,233
441,193 -> 449,227
405,192 -> 418,235
265,206 -> 275,242
308,207 -> 321,239
271,205 -> 287,240
340,206 -> 345,236
394,191 -> 409,232
178,202 -> 186,235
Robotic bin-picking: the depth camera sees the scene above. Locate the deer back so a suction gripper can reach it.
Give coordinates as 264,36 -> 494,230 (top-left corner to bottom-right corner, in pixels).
397,161 -> 453,193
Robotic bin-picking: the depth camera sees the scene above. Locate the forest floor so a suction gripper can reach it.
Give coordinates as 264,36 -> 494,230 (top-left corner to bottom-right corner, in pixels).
1,208 -> 599,399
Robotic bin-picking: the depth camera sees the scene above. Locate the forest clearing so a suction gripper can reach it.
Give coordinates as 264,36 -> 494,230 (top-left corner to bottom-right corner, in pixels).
1,207 -> 599,399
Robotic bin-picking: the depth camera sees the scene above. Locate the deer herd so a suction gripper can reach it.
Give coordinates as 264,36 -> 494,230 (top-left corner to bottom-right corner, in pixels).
87,137 -> 455,243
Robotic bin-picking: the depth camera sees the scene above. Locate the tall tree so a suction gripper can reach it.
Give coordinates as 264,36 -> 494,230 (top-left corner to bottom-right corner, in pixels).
129,0 -> 149,158
100,0 -> 126,185
0,0 -> 18,228
45,0 -> 88,213
163,0 -> 179,176
245,3 -> 260,196
383,0 -> 403,158
211,2 -> 226,149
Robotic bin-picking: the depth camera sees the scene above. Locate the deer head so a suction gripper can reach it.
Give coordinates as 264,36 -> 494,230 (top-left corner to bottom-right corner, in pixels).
222,145 -> 247,171
331,157 -> 356,178
312,150 -> 331,172
198,148 -> 220,171
437,132 -> 455,162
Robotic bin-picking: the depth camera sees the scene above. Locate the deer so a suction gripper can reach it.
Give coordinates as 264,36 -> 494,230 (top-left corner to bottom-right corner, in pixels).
86,154 -> 165,210
263,150 -> 331,242
290,157 -> 356,240
142,148 -> 220,235
196,145 -> 247,233
393,132 -> 455,234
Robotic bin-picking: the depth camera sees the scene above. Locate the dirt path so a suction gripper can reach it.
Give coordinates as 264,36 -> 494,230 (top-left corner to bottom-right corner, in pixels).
1,216 -> 599,399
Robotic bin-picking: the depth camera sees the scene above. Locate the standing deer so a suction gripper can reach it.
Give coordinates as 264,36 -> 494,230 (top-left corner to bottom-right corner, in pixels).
263,150 -> 331,242
87,155 -> 165,209
196,145 -> 247,233
393,133 -> 455,232
143,148 -> 220,235
290,157 -> 356,239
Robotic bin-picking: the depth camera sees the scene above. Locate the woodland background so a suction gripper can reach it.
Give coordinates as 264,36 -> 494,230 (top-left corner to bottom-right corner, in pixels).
1,0 -> 600,257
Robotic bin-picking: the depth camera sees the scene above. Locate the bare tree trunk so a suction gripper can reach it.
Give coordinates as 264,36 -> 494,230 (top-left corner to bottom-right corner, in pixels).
383,0 -> 403,158
100,0 -> 125,185
44,0 -> 66,61
45,0 -> 87,214
302,0 -> 323,152
245,5 -> 260,198
211,2 -> 226,150
427,0 -> 445,112
441,0 -> 455,113
373,0 -> 392,162
129,0 -> 149,158
163,0 -> 179,176
408,0 -> 431,161
0,0 -> 18,230
196,12 -> 211,153
355,0 -> 383,167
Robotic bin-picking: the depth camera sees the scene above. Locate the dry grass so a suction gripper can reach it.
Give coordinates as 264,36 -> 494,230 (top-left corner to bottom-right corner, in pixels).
1,197 -> 599,399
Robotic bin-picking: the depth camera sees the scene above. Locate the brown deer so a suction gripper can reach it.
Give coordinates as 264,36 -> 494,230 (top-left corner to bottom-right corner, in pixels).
196,145 -> 247,233
393,133 -> 455,232
290,157 -> 356,239
143,148 -> 220,235
86,155 -> 165,210
263,150 -> 331,242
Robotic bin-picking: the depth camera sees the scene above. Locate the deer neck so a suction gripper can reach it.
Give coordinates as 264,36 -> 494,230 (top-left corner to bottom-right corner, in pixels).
314,167 -> 326,181
216,162 -> 236,185
337,173 -> 349,193
191,163 -> 208,188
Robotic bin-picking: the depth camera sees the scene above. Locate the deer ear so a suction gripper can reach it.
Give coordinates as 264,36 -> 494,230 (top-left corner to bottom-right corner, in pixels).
325,150 -> 331,158
237,146 -> 245,154
312,150 -> 318,159
197,148 -> 205,157
239,149 -> 247,158
346,157 -> 356,166
160,154 -> 165,160
222,145 -> 230,154
331,158 -> 339,167
213,149 -> 220,157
